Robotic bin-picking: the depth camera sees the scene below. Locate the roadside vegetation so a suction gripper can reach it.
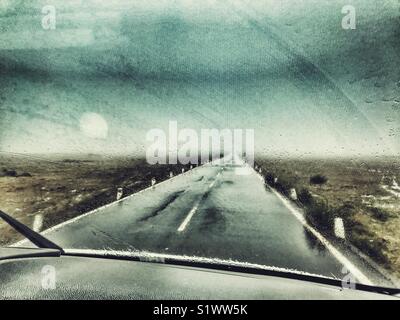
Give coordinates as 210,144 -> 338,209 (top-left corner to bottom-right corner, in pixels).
257,157 -> 400,277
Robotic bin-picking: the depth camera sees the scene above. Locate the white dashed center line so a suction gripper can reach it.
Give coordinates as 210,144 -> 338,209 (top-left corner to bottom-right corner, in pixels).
177,200 -> 201,232
177,170 -> 221,232
209,180 -> 216,189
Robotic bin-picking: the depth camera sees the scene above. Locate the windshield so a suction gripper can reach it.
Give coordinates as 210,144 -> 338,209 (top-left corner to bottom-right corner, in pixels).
0,0 -> 399,290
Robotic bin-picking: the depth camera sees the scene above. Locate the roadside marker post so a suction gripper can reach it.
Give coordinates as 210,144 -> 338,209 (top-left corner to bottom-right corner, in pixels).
33,214 -> 44,232
116,187 -> 123,200
289,188 -> 297,201
334,217 -> 346,239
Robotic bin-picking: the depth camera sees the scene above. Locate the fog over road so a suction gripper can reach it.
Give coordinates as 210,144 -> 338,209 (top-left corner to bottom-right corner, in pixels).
39,157 -> 388,286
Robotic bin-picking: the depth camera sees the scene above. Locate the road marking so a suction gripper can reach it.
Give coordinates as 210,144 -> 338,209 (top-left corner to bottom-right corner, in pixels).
208,170 -> 222,189
265,179 -> 373,285
178,170 -> 221,232
177,201 -> 201,232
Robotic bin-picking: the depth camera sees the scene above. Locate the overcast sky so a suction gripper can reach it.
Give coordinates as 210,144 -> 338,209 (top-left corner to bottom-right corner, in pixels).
0,0 -> 399,157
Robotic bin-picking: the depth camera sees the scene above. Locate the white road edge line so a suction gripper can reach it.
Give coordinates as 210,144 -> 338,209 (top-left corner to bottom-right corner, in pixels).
255,169 -> 373,285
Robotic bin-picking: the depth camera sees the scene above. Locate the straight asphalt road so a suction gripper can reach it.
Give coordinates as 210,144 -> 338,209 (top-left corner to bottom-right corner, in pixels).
32,157 -> 391,286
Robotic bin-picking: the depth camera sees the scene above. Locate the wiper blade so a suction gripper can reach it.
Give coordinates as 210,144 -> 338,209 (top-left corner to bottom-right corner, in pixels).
0,210 -> 63,252
63,249 -> 400,296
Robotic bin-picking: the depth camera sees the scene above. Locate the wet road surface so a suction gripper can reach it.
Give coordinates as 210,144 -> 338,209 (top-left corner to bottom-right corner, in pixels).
40,158 -> 386,284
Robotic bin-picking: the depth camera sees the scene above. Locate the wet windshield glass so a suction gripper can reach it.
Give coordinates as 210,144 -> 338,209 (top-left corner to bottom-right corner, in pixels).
0,0 -> 399,288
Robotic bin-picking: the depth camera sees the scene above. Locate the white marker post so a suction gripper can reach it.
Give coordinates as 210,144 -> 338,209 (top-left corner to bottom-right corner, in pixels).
169,171 -> 174,178
151,178 -> 156,189
116,187 -> 123,200
182,168 -> 185,173
289,188 -> 297,201
33,214 -> 43,232
334,217 -> 346,239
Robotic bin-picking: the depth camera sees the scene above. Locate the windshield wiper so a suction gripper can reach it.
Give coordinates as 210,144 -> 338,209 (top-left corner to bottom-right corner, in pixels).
63,248 -> 400,296
0,210 -> 63,252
